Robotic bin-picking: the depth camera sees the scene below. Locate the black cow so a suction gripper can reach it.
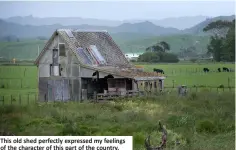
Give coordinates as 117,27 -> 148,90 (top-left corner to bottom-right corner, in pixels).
203,68 -> 209,73
217,68 -> 221,72
223,67 -> 229,72
153,68 -> 164,74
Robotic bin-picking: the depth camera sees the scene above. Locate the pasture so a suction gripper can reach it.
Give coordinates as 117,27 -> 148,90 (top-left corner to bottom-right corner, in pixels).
0,63 -> 235,94
0,92 -> 235,150
0,63 -> 235,150
0,62 -> 235,105
141,63 -> 235,87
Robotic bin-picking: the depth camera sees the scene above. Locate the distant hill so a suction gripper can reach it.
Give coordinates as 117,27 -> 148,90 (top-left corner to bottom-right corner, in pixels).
0,20 -> 182,38
0,19 -> 62,38
0,15 -> 234,61
110,32 -> 156,42
183,15 -> 235,35
4,15 -> 209,30
4,15 -> 121,27
0,34 -> 210,61
125,16 -> 208,30
110,21 -> 180,35
117,34 -> 210,54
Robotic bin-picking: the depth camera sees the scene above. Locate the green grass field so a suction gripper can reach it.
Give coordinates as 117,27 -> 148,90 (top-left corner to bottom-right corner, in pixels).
0,92 -> 234,150
140,63 -> 235,87
0,40 -> 46,60
0,63 -> 234,105
0,63 -> 234,92
0,63 -> 235,149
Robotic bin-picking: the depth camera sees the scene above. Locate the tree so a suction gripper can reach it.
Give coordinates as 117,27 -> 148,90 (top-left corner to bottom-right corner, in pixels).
146,45 -> 163,52
203,19 -> 235,62
206,36 -> 224,62
159,41 -> 170,52
138,51 -> 179,63
146,41 -> 170,53
138,52 -> 160,62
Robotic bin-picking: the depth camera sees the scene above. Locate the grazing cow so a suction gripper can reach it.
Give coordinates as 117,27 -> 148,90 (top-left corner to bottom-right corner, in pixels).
218,68 -> 221,72
203,68 -> 209,73
153,68 -> 164,74
223,67 -> 229,72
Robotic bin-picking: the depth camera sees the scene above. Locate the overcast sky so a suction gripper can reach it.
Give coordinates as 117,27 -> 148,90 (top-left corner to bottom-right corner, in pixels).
0,1 -> 235,20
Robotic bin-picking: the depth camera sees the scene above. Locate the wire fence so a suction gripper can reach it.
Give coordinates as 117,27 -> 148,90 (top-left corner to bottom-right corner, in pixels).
160,68 -> 235,75
0,86 -> 234,106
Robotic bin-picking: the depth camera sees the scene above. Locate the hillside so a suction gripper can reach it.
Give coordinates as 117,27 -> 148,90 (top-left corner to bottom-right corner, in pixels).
0,34 -> 210,61
184,15 -> 235,35
0,15 -> 233,61
0,20 -> 181,38
0,40 -> 46,61
0,15 -> 234,39
118,34 -> 210,54
113,21 -> 180,35
4,15 -> 208,29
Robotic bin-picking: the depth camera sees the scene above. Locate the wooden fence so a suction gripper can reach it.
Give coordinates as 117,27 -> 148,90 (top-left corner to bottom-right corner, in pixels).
0,86 -> 234,105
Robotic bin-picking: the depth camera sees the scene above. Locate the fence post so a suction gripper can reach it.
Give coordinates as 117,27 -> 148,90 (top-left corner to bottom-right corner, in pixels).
35,93 -> 37,103
21,79 -> 23,88
62,80 -> 64,102
24,68 -> 27,77
11,95 -> 13,104
19,94 -> 21,105
227,77 -> 230,88
0,95 -> 4,105
28,94 -> 30,104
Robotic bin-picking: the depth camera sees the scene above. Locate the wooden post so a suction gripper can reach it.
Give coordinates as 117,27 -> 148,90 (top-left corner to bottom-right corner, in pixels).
19,94 -> 21,105
28,94 -> 30,104
11,95 -> 13,104
78,65 -> 81,102
21,79 -> 23,88
35,93 -> 37,103
62,80 -> 64,102
228,77 -> 230,88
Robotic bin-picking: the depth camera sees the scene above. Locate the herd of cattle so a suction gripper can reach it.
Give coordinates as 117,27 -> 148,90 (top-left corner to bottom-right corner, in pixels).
202,67 -> 234,73
153,67 -> 234,74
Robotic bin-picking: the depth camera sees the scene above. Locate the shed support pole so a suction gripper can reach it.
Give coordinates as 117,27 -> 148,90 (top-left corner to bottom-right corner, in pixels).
78,65 -> 81,102
161,80 -> 164,92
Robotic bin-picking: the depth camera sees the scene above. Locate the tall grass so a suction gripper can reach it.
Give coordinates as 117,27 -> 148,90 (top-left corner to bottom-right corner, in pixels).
0,91 -> 234,150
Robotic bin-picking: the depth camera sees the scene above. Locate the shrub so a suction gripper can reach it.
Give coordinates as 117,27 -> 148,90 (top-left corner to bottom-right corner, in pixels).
137,52 -> 179,63
138,52 -> 160,62
190,58 -> 198,63
196,120 -> 216,133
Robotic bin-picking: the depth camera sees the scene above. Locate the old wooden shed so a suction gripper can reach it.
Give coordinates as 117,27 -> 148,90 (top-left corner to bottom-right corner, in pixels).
35,29 -> 165,102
